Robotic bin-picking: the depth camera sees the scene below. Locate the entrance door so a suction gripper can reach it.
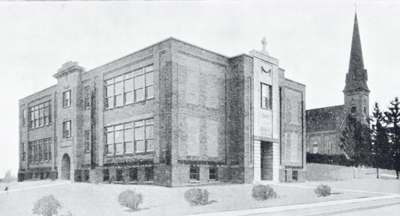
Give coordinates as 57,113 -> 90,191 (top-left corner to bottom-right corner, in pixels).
61,154 -> 71,180
261,142 -> 273,180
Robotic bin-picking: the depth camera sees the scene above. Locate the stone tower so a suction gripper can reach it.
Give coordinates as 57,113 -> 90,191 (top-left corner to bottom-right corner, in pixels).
343,13 -> 369,123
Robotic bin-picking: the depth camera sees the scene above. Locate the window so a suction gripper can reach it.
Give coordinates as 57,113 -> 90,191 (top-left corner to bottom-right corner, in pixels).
261,83 -> 272,109
104,64 -> 154,109
103,169 -> 110,182
351,106 -> 356,113
145,119 -> 154,152
363,106 -> 367,114
114,125 -> 124,155
124,74 -> 134,104
22,109 -> 27,126
124,123 -> 134,153
62,90 -> 71,108
189,165 -> 200,181
105,118 -> 154,156
105,126 -> 114,156
145,166 -> 154,181
312,144 -> 318,153
134,120 -> 145,153
209,166 -> 218,181
145,65 -> 154,99
84,130 -> 90,153
28,101 -> 51,129
63,121 -> 71,138
116,169 -> 123,181
292,170 -> 298,181
84,86 -> 91,110
21,142 -> 26,161
83,170 -> 90,182
115,77 -> 124,107
129,168 -> 138,181
28,138 -> 51,163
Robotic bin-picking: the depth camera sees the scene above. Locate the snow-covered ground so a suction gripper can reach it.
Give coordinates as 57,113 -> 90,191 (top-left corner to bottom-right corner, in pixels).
0,179 -> 397,216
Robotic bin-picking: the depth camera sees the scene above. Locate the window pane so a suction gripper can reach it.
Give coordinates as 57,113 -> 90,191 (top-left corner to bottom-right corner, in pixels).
105,79 -> 113,85
106,97 -> 114,108
106,85 -> 114,97
136,140 -> 145,153
106,132 -> 114,145
135,88 -> 144,102
115,143 -> 123,155
125,79 -> 133,91
145,72 -> 153,86
146,140 -> 154,152
146,86 -> 154,99
133,68 -> 143,76
107,144 -> 114,155
115,82 -> 123,95
125,92 -> 134,104
135,120 -> 144,127
115,75 -> 123,83
124,128 -> 133,142
135,127 -> 144,140
135,75 -> 145,89
124,72 -> 133,79
145,125 -> 153,139
125,142 -> 134,153
115,95 -> 123,107
145,119 -> 153,125
145,65 -> 154,72
115,130 -> 123,143
124,122 -> 133,129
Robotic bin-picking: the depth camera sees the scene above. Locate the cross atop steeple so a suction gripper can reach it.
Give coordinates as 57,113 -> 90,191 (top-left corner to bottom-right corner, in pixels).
261,37 -> 267,53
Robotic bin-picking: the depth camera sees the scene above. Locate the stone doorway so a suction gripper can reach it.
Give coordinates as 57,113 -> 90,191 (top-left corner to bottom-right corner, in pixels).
261,141 -> 273,180
61,154 -> 71,180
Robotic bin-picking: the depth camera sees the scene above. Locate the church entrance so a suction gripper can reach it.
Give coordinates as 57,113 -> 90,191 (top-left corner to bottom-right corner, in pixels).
61,154 -> 71,180
261,141 -> 273,180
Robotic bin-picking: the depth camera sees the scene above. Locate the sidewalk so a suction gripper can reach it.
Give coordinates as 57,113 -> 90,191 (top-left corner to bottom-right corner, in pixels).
188,194 -> 400,216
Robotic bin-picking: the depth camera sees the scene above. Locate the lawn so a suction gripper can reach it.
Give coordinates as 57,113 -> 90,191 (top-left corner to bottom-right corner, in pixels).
0,179 -> 395,216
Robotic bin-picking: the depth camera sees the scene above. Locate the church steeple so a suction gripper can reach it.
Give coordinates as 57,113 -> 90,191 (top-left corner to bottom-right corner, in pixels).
343,13 -> 370,123
343,13 -> 369,94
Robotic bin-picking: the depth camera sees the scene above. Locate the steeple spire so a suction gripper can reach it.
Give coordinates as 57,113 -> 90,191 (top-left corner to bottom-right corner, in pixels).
343,13 -> 369,93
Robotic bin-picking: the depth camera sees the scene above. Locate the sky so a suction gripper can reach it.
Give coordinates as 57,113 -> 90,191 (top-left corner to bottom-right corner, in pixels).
0,0 -> 399,177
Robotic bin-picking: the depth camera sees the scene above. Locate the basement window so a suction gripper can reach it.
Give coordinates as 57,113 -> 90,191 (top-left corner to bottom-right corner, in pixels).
292,170 -> 298,181
145,166 -> 154,182
190,165 -> 200,181
209,166 -> 218,181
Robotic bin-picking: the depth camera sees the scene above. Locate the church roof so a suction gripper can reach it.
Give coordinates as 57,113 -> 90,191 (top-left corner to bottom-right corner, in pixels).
343,13 -> 369,93
306,105 -> 346,132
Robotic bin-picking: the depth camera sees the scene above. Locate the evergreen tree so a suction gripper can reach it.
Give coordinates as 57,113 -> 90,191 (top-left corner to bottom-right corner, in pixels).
384,97 -> 400,179
370,103 -> 390,178
340,114 -> 372,167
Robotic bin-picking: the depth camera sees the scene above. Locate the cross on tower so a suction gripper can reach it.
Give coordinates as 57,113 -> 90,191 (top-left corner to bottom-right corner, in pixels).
261,37 -> 267,52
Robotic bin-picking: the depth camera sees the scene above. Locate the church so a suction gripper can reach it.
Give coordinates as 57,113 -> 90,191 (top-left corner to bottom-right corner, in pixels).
306,13 -> 370,155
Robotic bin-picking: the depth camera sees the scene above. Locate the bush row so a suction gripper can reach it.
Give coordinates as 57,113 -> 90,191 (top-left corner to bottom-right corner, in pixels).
32,184 -> 333,215
306,153 -> 353,166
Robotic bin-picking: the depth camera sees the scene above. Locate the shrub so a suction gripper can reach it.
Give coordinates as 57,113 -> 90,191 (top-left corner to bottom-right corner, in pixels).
252,184 -> 277,201
32,195 -> 62,216
118,190 -> 143,211
314,184 -> 331,197
184,188 -> 210,206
